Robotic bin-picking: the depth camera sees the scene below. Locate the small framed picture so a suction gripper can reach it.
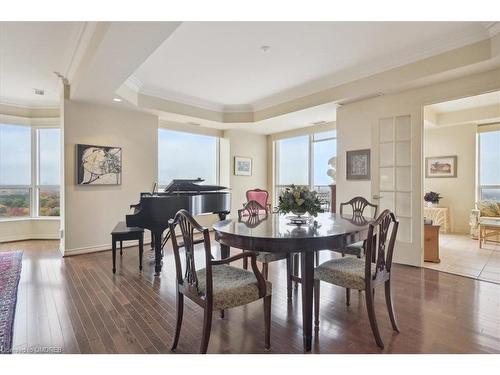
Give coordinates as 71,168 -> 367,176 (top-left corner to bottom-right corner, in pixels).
346,149 -> 371,180
425,156 -> 457,178
234,156 -> 252,176
76,144 -> 122,185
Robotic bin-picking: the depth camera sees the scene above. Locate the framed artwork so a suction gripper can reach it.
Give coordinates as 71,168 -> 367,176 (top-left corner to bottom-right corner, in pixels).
76,144 -> 122,185
234,156 -> 252,176
346,149 -> 371,180
425,156 -> 457,178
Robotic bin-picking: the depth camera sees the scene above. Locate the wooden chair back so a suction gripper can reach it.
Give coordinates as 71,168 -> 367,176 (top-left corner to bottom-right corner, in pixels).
364,209 -> 399,286
246,189 -> 270,211
169,209 -> 213,299
340,196 -> 378,219
238,200 -> 269,219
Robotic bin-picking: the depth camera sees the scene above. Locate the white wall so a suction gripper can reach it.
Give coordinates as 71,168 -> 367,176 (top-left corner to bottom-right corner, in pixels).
336,68 -> 500,267
424,124 -> 477,233
63,100 -> 157,254
0,219 -> 59,242
223,130 -> 268,215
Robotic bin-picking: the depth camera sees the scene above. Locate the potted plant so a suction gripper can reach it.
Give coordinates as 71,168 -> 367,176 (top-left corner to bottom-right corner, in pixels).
424,191 -> 443,207
278,185 -> 323,223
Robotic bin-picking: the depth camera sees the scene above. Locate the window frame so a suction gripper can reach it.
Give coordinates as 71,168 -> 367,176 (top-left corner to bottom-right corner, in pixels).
477,126 -> 500,201
0,123 -> 60,220
157,128 -> 221,189
274,130 -> 337,203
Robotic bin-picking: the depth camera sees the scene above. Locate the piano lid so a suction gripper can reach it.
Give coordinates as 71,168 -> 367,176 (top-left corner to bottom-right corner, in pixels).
164,178 -> 228,193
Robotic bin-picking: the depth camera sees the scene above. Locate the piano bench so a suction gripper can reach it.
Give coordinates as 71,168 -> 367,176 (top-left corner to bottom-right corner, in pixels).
111,221 -> 144,274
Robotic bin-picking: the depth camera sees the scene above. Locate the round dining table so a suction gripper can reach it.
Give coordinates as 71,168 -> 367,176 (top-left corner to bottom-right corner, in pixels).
213,212 -> 372,352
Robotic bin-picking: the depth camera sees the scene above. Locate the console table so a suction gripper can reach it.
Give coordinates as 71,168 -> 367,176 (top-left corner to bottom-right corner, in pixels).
423,207 -> 450,233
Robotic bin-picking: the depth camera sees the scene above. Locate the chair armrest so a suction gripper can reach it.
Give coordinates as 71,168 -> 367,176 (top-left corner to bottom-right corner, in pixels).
211,251 -> 256,265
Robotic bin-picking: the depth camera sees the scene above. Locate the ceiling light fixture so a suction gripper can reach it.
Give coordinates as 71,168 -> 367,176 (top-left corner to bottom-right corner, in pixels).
260,45 -> 271,52
112,97 -> 122,102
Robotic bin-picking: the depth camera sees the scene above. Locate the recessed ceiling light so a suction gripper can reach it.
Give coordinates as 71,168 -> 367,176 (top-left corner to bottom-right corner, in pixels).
260,45 -> 271,52
112,97 -> 122,102
34,88 -> 45,96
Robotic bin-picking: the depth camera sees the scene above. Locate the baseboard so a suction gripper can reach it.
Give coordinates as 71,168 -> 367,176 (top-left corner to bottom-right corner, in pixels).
0,234 -> 60,243
64,239 -> 152,257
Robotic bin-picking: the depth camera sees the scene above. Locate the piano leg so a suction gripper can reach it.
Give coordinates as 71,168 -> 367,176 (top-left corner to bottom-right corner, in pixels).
154,231 -> 163,276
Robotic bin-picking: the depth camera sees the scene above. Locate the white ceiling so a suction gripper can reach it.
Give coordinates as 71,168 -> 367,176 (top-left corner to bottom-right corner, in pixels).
132,21 -> 491,111
0,22 -> 84,107
428,91 -> 500,113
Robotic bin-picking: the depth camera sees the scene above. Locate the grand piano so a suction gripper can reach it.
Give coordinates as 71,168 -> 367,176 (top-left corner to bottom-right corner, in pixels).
126,178 -> 230,275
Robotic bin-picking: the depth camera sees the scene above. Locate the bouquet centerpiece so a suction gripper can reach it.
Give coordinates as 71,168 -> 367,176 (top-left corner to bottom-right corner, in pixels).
277,185 -> 323,218
424,191 -> 443,207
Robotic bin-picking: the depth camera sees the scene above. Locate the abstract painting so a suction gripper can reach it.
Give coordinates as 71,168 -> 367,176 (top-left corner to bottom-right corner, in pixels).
425,156 -> 457,178
76,144 -> 122,185
234,156 -> 252,176
346,149 -> 371,180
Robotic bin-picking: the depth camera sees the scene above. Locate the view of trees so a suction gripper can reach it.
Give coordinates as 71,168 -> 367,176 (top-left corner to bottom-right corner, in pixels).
0,189 -> 60,217
39,189 -> 60,216
0,189 -> 30,217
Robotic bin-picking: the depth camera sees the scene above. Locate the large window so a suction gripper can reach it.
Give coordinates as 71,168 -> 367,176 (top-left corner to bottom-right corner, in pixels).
275,129 -> 337,209
478,127 -> 500,201
0,124 -> 60,218
158,129 -> 219,186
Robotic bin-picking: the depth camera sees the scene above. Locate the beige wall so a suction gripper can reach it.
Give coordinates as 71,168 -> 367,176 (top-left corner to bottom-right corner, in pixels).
336,67 -> 500,267
223,129 -> 268,215
424,124 -> 477,233
63,101 -> 158,254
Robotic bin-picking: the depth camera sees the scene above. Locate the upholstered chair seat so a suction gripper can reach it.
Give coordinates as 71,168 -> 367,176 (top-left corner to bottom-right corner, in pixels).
197,265 -> 272,310
314,257 -> 376,290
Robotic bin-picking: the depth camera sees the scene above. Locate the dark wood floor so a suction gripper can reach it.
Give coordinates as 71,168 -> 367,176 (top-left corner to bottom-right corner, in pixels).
2,238 -> 500,354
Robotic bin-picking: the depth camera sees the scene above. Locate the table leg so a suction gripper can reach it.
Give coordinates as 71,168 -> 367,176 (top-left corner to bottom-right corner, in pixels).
220,244 -> 230,259
300,251 -> 314,352
112,239 -> 116,274
154,232 -> 163,276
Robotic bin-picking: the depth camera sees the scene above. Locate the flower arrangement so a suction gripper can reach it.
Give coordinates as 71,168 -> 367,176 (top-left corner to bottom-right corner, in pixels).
424,191 -> 443,204
277,185 -> 323,217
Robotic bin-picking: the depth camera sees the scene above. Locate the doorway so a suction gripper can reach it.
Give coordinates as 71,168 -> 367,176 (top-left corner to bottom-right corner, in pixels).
422,91 -> 500,284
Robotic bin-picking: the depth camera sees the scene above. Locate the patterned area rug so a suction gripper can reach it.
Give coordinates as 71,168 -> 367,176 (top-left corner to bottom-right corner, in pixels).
0,251 -> 22,354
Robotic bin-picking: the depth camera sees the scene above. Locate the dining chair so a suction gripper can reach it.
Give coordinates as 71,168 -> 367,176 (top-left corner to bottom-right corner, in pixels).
338,196 -> 378,258
313,209 -> 400,349
169,209 -> 272,353
238,200 -> 294,299
246,188 -> 272,213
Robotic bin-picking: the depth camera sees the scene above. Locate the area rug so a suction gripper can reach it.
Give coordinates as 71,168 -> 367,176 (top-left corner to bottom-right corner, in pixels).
0,251 -> 22,354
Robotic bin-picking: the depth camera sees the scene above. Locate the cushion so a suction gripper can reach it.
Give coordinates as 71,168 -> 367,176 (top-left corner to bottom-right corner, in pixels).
196,265 -> 272,310
256,251 -> 288,263
315,257 -> 376,290
478,201 -> 500,217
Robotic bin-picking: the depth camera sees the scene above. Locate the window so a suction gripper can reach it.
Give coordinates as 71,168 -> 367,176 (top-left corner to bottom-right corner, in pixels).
158,129 -> 219,186
275,129 -> 337,208
0,124 -> 61,218
478,127 -> 500,201
37,128 -> 61,216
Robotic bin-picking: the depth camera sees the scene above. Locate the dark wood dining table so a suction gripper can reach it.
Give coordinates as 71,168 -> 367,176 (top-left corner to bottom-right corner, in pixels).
212,212 -> 372,352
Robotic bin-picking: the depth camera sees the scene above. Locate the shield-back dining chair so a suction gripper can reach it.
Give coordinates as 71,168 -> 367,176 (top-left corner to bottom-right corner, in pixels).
169,209 -> 272,353
314,209 -> 400,349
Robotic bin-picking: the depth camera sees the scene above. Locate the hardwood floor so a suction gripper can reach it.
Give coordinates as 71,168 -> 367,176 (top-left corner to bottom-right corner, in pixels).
1,238 -> 500,354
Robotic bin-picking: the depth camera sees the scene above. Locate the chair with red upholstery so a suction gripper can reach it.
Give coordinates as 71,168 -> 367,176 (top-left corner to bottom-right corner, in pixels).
245,189 -> 272,213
